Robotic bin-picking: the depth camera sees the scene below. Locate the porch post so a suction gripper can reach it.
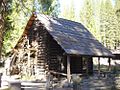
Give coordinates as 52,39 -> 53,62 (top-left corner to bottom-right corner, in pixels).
108,58 -> 111,71
98,57 -> 100,75
67,55 -> 71,83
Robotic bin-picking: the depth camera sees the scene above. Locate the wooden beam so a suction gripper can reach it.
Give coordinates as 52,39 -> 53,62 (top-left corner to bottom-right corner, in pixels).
87,57 -> 93,75
108,58 -> 111,71
50,71 -> 68,76
0,73 -> 2,87
27,40 -> 31,68
98,57 -> 100,75
67,55 -> 71,83
27,38 -> 31,76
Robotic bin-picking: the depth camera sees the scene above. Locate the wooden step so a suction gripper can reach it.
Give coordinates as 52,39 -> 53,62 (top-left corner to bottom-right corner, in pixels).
21,82 -> 46,90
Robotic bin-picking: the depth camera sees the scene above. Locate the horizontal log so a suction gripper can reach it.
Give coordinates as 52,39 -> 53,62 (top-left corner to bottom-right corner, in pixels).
49,71 -> 68,76
37,60 -> 45,63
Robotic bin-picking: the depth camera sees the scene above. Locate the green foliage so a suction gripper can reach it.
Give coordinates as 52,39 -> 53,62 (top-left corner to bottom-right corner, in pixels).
0,0 -> 8,58
38,0 -> 60,16
60,0 -> 75,21
79,0 -> 96,37
3,0 -> 32,54
114,0 -> 120,47
39,0 -> 54,14
2,0 -> 59,55
78,0 -> 120,49
100,0 -> 119,49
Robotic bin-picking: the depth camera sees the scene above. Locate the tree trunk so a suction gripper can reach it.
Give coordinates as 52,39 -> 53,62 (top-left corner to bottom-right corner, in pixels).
0,0 -> 6,60
0,15 -> 4,60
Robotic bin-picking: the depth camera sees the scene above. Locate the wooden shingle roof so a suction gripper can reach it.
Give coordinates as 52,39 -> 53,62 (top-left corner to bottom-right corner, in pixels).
25,13 -> 113,57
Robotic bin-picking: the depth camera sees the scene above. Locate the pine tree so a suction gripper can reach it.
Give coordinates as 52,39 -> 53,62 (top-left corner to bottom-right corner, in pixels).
60,0 -> 75,21
79,0 -> 96,38
92,0 -> 101,41
100,0 -> 118,49
114,0 -> 120,48
0,0 -> 7,59
3,0 -> 59,54
3,0 -> 34,54
38,0 -> 60,16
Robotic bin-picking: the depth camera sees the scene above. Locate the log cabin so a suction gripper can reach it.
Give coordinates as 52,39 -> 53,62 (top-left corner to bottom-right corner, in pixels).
9,13 -> 113,83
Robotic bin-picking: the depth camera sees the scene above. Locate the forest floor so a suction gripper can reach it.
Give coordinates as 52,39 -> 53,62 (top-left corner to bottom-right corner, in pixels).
52,64 -> 120,90
74,72 -> 120,90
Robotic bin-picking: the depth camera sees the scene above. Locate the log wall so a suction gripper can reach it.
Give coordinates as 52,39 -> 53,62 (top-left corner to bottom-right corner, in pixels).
28,20 -> 65,76
28,20 -> 47,76
46,34 -> 65,72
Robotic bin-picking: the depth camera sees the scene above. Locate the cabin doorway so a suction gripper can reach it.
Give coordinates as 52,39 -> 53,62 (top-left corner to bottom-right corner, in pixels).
82,57 -> 93,74
70,56 -> 83,74
70,56 -> 93,74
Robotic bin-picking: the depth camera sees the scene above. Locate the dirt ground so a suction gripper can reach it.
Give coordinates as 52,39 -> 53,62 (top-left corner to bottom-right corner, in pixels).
1,63 -> 120,90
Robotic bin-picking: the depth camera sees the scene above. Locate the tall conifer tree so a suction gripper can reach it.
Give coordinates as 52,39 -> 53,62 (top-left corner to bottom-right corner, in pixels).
100,0 -> 118,49
3,0 -> 59,54
114,0 -> 120,48
79,0 -> 96,37
60,0 -> 75,21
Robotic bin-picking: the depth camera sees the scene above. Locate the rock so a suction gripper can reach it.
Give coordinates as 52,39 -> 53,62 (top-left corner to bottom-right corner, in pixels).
63,82 -> 73,88
9,80 -> 21,90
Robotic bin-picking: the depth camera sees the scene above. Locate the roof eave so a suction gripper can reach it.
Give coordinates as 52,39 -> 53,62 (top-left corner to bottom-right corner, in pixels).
63,52 -> 114,58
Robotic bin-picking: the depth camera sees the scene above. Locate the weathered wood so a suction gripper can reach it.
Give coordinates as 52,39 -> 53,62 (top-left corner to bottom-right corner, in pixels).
87,57 -> 93,75
34,25 -> 47,78
27,39 -> 31,69
50,71 -> 68,76
108,58 -> 111,71
98,57 -> 100,75
34,51 -> 37,64
67,55 -> 71,83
